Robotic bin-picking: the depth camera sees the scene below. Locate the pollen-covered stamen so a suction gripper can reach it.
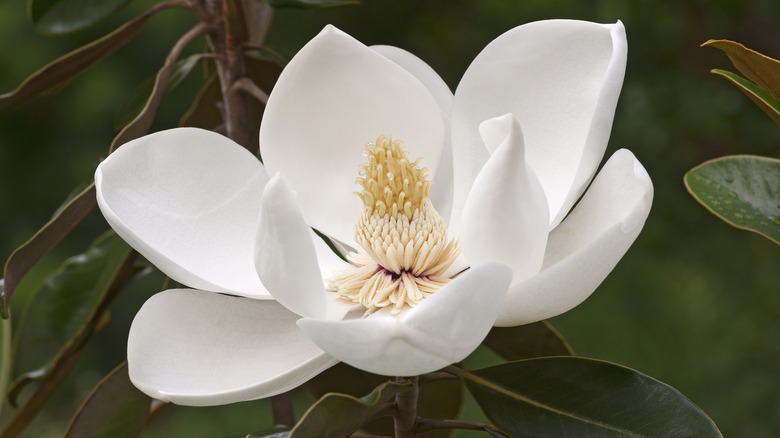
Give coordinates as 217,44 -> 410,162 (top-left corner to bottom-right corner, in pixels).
328,135 -> 461,315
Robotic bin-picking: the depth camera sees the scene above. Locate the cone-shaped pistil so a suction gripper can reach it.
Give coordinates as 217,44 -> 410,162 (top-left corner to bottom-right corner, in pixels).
329,136 -> 461,314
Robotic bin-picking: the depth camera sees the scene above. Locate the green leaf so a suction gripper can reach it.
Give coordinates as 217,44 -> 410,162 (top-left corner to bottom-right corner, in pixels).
243,425 -> 291,437
291,380 -> 411,438
0,307 -> 10,415
463,357 -> 722,438
9,231 -> 135,398
305,363 -> 462,437
0,11 -> 156,112
482,321 -> 574,361
2,232 -> 136,438
2,184 -> 96,318
110,21 -> 211,152
28,0 -> 133,35
64,362 -> 151,438
685,155 -> 780,244
114,54 -> 203,131
703,39 -> 780,101
263,0 -> 359,9
179,73 -> 222,129
710,69 -> 780,127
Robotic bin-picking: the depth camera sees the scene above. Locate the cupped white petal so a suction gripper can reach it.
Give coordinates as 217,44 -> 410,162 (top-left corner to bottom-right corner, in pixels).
371,44 -> 453,117
494,149 -> 653,326
459,114 -> 549,284
255,174 -> 327,319
452,20 -> 627,229
371,44 -> 455,220
128,289 -> 336,406
260,25 -> 445,245
95,128 -> 270,298
298,263 -> 512,376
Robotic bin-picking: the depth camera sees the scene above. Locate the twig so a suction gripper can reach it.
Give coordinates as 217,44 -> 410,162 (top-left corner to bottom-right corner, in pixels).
415,418 -> 500,433
111,21 -> 214,151
232,76 -> 268,104
418,371 -> 458,386
393,377 -> 419,438
270,392 -> 295,426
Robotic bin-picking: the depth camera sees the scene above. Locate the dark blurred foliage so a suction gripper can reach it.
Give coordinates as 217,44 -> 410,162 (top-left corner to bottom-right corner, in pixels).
1,0 -> 779,436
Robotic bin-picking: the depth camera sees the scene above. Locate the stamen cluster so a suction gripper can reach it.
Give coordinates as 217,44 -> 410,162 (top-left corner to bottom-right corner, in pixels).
329,136 -> 461,315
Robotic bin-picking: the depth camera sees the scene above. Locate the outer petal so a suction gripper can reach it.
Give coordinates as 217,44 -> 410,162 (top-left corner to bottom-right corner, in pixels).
459,114 -> 549,284
372,44 -> 455,221
260,25 -> 445,245
255,174 -> 327,319
494,149 -> 653,326
451,20 -> 627,229
95,128 -> 270,298
128,289 -> 336,406
298,263 -> 512,376
371,45 -> 453,117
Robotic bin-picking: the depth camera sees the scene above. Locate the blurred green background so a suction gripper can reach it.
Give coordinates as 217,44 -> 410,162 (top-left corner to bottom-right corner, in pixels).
1,0 -> 779,436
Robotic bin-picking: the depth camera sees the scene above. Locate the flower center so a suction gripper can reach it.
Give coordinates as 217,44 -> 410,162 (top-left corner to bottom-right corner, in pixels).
328,135 -> 461,315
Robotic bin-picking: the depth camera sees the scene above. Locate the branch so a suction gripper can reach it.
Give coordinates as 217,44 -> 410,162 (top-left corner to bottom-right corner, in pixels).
393,377 -> 419,438
232,76 -> 268,104
111,21 -> 214,151
415,418 -> 500,433
270,392 -> 295,426
418,371 -> 458,386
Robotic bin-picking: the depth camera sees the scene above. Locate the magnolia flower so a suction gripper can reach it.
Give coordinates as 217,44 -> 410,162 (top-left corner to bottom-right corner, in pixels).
95,20 -> 652,406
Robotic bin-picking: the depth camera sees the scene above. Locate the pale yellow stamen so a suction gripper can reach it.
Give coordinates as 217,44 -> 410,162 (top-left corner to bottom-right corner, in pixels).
328,135 -> 461,315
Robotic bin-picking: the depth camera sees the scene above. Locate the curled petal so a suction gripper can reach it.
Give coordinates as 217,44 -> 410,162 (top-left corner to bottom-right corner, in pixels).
95,128 -> 270,298
260,25 -> 445,245
459,114 -> 549,284
452,20 -> 627,229
128,289 -> 336,406
494,149 -> 653,326
255,174 -> 328,319
298,263 -> 511,376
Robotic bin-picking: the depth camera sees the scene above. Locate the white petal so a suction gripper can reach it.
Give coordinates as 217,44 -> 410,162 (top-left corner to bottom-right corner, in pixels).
260,25 -> 445,245
255,174 -> 327,319
128,289 -> 336,406
371,44 -> 453,117
95,128 -> 270,298
371,44 -> 455,221
298,263 -> 512,376
459,114 -> 549,284
452,20 -> 627,229
494,149 -> 653,326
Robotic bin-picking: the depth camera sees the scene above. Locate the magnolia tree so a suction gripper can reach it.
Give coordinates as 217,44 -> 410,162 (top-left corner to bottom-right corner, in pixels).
0,1 -> 729,437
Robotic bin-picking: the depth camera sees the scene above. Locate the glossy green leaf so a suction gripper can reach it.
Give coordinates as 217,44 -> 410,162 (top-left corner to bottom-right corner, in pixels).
703,39 -> 780,100
64,362 -> 151,438
711,69 -> 780,126
305,363 -> 462,437
0,11 -> 157,112
9,231 -> 135,397
482,321 -> 574,361
291,380 -> 411,438
110,21 -> 211,152
244,425 -> 291,437
685,155 -> 780,244
179,73 -> 222,129
28,0 -> 133,35
263,0 -> 359,9
114,54 -> 202,131
463,357 -> 722,437
2,184 -> 96,318
0,306 -> 10,414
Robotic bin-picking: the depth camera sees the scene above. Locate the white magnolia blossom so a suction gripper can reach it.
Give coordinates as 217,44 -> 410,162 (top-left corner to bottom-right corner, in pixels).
95,20 -> 653,406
